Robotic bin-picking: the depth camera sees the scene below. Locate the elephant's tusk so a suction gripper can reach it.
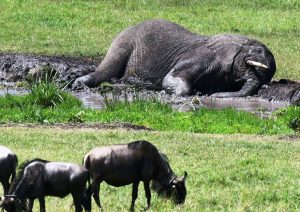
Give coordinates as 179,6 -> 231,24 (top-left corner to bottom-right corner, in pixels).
247,60 -> 268,69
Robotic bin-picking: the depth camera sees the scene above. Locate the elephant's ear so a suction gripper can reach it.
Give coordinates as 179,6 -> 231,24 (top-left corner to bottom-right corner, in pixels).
206,34 -> 248,72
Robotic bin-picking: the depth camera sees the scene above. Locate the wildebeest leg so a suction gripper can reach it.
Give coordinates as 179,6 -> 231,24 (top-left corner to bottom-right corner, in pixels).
38,197 -> 46,212
91,178 -> 102,208
71,192 -> 84,212
130,181 -> 140,211
1,179 -> 10,195
28,199 -> 34,212
143,181 -> 151,210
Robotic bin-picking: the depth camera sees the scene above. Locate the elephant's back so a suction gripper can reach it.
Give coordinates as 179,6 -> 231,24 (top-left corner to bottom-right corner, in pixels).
117,19 -> 206,86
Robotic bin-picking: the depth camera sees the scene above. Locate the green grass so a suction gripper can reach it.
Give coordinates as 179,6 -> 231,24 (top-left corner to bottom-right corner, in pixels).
0,127 -> 300,211
0,83 -> 299,134
0,0 -> 299,80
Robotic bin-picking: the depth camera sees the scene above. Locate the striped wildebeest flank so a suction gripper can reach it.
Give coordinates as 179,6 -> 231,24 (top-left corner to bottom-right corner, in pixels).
0,159 -> 91,212
0,146 -> 18,195
83,140 -> 187,211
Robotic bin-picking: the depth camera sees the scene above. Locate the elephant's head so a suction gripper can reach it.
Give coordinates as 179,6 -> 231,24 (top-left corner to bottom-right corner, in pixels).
208,34 -> 276,97
233,40 -> 276,86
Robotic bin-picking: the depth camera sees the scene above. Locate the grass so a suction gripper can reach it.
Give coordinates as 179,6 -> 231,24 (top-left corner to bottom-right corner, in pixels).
0,2 -> 299,211
0,82 -> 299,134
0,0 -> 299,80
0,127 -> 300,211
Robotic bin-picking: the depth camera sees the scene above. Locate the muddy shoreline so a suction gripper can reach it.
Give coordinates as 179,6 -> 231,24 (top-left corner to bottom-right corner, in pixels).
0,53 -> 299,114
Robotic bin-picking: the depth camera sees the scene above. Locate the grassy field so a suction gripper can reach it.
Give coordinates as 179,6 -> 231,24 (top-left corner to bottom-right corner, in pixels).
0,0 -> 299,80
1,1 -> 300,211
0,127 -> 300,211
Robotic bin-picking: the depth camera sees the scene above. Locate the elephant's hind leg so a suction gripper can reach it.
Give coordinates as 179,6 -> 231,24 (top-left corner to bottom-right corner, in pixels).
73,42 -> 132,88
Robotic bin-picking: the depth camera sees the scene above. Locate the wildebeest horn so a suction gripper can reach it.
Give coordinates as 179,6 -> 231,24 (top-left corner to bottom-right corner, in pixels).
4,195 -> 16,202
177,171 -> 188,182
3,195 -> 16,198
247,60 -> 268,69
0,195 -> 16,203
169,176 -> 176,185
183,171 -> 187,180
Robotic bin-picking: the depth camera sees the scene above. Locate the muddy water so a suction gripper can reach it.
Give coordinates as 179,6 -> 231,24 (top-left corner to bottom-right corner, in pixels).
199,96 -> 289,117
0,88 -> 28,96
0,87 -> 289,117
71,90 -> 289,118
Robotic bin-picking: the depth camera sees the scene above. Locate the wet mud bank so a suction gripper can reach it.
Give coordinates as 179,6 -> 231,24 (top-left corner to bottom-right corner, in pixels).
0,53 -> 299,114
0,53 -> 98,84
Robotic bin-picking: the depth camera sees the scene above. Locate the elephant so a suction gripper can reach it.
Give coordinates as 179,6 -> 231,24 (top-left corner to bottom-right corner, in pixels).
73,19 -> 276,97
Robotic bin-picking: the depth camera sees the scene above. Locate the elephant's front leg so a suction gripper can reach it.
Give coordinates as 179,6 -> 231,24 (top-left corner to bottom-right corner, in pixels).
162,58 -> 205,96
162,68 -> 191,96
163,54 -> 219,96
212,77 -> 261,98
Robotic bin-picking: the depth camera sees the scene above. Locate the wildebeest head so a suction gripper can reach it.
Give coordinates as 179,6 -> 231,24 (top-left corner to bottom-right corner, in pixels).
0,195 -> 28,212
0,159 -> 46,212
0,195 -> 15,212
152,171 -> 187,205
168,171 -> 187,204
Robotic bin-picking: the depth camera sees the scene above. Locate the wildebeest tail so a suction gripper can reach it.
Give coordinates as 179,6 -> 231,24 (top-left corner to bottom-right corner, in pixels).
82,154 -> 90,170
82,171 -> 92,211
8,153 -> 18,183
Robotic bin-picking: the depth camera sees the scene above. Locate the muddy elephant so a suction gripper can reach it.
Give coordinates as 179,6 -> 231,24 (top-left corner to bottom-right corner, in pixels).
73,19 -> 276,97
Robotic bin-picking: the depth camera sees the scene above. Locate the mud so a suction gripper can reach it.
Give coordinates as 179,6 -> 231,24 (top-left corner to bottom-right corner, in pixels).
70,86 -> 288,118
0,53 -> 299,114
0,123 -> 152,131
0,53 -> 98,85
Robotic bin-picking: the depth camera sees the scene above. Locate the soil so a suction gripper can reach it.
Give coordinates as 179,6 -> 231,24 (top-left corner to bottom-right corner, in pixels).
0,122 -> 152,131
0,53 -> 299,113
0,53 -> 99,85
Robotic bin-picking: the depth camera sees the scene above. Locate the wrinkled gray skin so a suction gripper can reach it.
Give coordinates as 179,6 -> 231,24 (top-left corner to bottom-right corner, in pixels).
73,19 -> 276,97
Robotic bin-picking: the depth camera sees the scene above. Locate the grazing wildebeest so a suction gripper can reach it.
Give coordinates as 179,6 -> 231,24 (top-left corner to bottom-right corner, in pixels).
0,158 -> 91,212
83,140 -> 187,211
0,146 -> 18,195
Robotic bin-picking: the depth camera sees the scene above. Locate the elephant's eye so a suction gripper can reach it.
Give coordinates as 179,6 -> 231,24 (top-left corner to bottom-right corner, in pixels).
249,48 -> 263,55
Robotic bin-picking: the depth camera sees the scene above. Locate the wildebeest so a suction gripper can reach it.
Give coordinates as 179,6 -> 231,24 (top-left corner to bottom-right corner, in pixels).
0,158 -> 91,212
83,140 -> 187,211
0,146 -> 18,195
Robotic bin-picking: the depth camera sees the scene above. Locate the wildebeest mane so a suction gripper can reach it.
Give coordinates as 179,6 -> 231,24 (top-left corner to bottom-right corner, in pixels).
127,140 -> 157,151
159,153 -> 169,162
8,158 -> 49,194
127,141 -> 172,173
